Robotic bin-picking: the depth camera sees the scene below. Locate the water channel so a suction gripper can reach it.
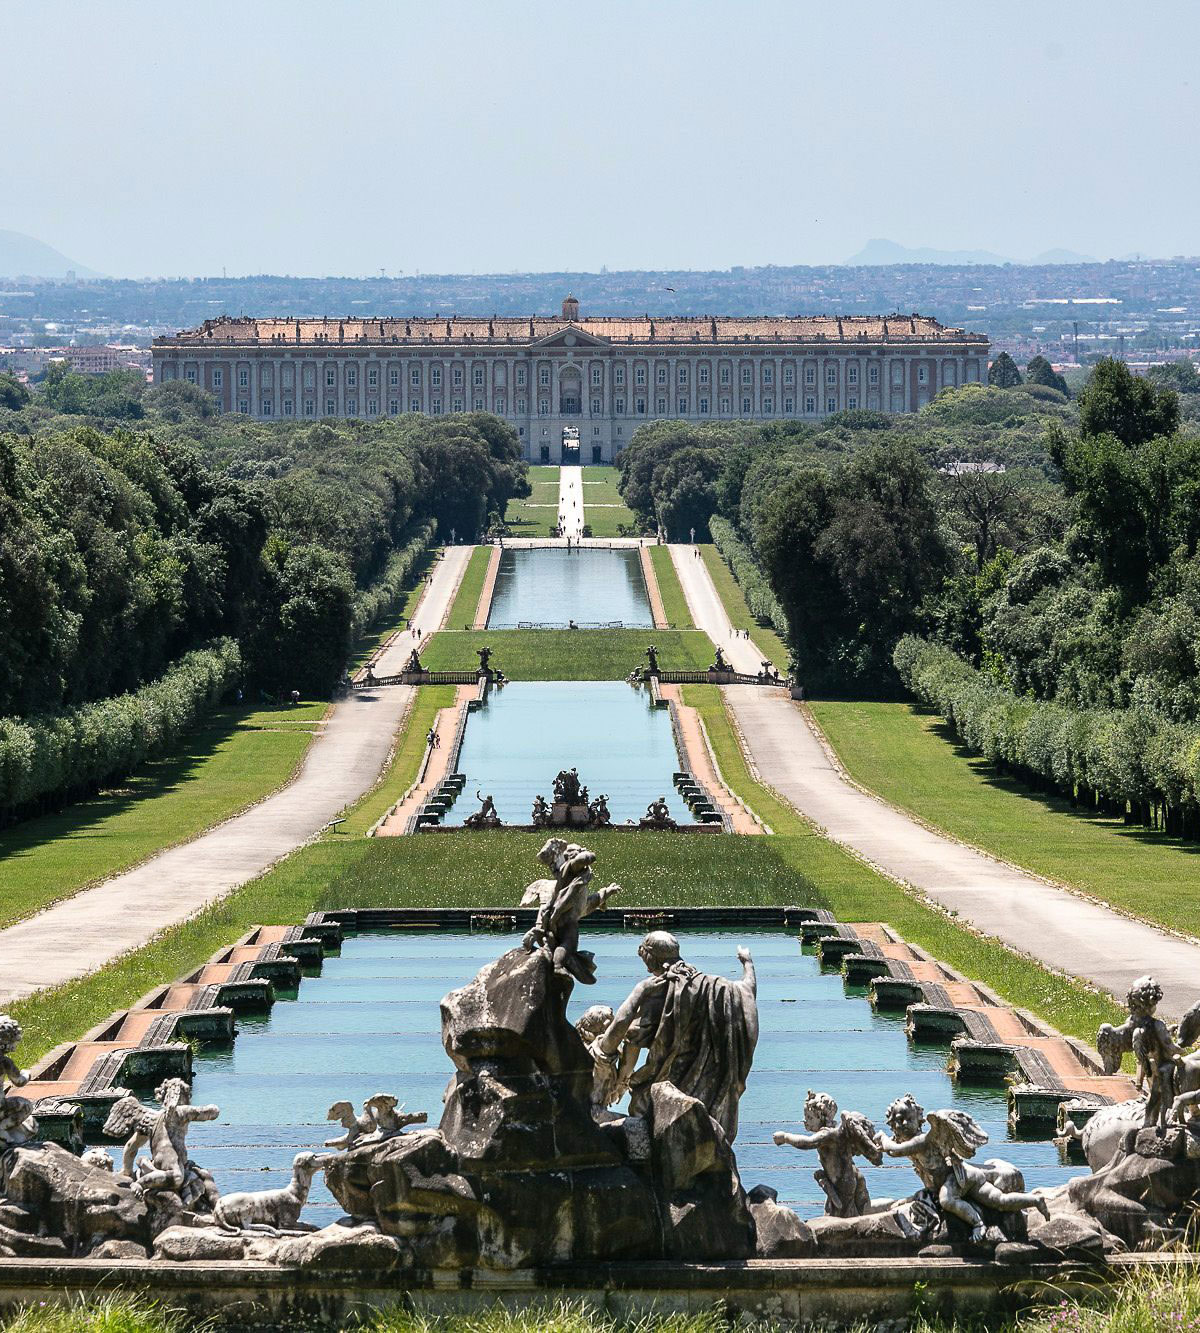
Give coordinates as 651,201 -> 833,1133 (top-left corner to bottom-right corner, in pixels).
447,681 -> 692,826
182,926 -> 1074,1227
487,547 -> 652,628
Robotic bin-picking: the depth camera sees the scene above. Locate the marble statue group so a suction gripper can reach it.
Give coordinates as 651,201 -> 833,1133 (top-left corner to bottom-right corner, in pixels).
0,847 -> 1198,1270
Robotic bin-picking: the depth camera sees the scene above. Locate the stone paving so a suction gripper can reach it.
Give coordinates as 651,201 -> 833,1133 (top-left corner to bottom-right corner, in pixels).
669,544 -> 1200,1017
0,544 -> 473,1006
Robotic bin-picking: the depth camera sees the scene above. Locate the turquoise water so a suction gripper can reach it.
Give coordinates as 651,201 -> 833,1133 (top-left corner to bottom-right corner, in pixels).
447,682 -> 692,826
488,548 -> 652,628
164,927 -> 1073,1227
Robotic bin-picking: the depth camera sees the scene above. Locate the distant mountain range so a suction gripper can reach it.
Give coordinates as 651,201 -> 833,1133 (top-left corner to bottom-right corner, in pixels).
844,238 -> 1096,266
0,229 -> 102,280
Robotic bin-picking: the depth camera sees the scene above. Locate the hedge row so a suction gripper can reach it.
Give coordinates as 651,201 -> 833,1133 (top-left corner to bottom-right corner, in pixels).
349,520 -> 437,640
0,639 -> 242,816
709,516 -> 789,632
894,635 -> 1200,838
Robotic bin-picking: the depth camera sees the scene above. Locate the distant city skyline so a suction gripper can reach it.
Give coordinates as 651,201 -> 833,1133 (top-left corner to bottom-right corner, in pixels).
3,0 -> 1198,279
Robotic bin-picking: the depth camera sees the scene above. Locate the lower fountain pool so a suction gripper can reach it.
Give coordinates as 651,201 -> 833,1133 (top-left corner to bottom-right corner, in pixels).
166,927 -> 1074,1227
447,681 -> 693,826
487,547 -> 652,628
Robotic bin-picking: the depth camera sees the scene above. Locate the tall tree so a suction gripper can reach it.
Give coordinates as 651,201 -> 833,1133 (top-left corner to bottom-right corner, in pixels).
988,352 -> 1023,388
1077,357 -> 1179,447
1025,355 -> 1070,398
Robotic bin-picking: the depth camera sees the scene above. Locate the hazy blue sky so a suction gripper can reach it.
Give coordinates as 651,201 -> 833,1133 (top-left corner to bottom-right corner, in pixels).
3,0 -> 1198,277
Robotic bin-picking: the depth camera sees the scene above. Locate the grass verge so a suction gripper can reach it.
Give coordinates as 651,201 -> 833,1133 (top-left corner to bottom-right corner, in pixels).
505,465 -> 561,537
422,629 -> 714,679
330,685 -> 458,835
581,466 -> 640,536
681,684 -> 1123,1043
809,700 -> 1200,941
699,544 -> 789,672
443,546 -> 491,629
0,703 -> 324,931
648,546 -> 694,628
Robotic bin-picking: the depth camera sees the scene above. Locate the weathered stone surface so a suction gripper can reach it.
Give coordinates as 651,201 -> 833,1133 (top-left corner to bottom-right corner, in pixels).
0,1218 -> 70,1259
266,1222 -> 407,1270
89,1238 -> 150,1260
808,1203 -> 939,1257
747,1184 -> 815,1258
5,1143 -> 148,1253
1025,1209 -> 1123,1259
153,1225 -> 248,1262
647,1082 -> 727,1193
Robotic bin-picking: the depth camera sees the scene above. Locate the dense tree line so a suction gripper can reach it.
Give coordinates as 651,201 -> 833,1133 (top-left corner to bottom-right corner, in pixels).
0,378 -> 527,816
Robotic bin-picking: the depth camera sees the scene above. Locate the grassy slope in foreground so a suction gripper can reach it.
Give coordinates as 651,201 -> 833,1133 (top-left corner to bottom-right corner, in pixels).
0,702 -> 324,931
421,629 -> 713,679
648,545 -> 694,628
699,543 -> 790,672
442,545 -> 491,629
581,466 -> 639,536
810,699 -> 1200,940
505,465 -> 560,538
680,684 -> 1122,1043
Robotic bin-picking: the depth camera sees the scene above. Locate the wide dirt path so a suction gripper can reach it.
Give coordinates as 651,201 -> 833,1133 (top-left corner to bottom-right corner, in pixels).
558,464 -> 584,539
669,544 -> 1200,1015
0,545 -> 473,1005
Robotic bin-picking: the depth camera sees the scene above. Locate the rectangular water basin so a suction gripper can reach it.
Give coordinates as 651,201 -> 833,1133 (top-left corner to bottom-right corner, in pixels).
448,681 -> 692,826
119,926 -> 1076,1228
487,547 -> 652,628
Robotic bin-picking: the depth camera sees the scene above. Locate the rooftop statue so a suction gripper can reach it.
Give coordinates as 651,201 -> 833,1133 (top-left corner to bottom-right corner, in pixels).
773,1090 -> 881,1217
591,931 -> 758,1142
519,838 -> 621,984
878,1095 -> 1048,1246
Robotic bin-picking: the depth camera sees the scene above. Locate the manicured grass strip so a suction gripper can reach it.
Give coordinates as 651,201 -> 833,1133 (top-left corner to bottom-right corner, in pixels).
444,546 -> 492,629
699,543 -> 790,672
421,629 -> 714,680
348,546 -> 439,670
332,685 -> 457,835
809,699 -> 1200,940
505,465 -> 561,537
648,546 -> 694,628
681,684 -> 1123,1043
581,466 -> 640,537
0,703 -> 324,931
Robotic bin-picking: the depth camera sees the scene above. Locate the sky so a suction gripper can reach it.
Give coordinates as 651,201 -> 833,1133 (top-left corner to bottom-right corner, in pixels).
2,0 -> 1198,278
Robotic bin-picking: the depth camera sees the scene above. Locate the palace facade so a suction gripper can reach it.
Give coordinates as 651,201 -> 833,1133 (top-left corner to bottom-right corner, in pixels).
152,297 -> 988,462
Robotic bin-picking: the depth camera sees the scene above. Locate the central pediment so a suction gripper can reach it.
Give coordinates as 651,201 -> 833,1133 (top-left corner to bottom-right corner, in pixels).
529,324 -> 611,350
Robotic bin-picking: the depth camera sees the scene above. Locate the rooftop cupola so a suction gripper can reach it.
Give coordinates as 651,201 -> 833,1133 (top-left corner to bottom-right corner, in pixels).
562,294 -> 580,321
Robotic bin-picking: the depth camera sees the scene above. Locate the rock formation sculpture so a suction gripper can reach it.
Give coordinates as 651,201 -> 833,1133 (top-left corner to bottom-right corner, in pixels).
772,1090 -> 881,1217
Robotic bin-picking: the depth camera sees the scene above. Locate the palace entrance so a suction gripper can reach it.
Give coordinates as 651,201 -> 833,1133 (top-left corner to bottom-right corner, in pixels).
561,425 -> 580,464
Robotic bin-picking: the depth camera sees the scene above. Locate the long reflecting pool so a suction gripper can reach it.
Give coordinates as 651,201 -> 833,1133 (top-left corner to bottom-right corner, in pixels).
487,547 -> 652,628
175,927 -> 1074,1227
448,681 -> 692,826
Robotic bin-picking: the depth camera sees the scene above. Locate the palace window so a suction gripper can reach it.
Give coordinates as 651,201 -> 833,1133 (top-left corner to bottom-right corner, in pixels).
325,368 -> 335,387
495,395 -> 506,413
389,368 -> 399,386
741,396 -> 751,414
304,399 -> 314,416
240,369 -> 250,388
517,396 -> 526,413
260,367 -> 272,386
783,365 -> 794,384
656,396 -> 666,414
516,367 -> 527,386
699,397 -> 709,414
453,367 -> 463,387
805,396 -> 815,413
368,367 -> 378,388
848,366 -> 858,385
539,398 -> 549,415
239,399 -> 250,414
452,397 -> 463,412
763,396 -> 773,412
325,398 -> 336,415
655,366 -> 665,384
431,397 -> 442,413
410,367 -> 420,385
918,366 -> 929,384
678,397 -> 688,414
741,367 -> 752,385
389,399 -> 399,415
615,397 -> 625,414
431,367 -> 442,387
848,396 -> 858,410
304,367 -> 315,388
826,366 -> 836,385
591,365 -> 602,385
720,396 -> 730,413
539,367 -> 550,386
261,398 -> 273,416
473,367 -> 484,386
346,397 -> 357,415
678,367 -> 688,385
698,366 -> 709,384
591,397 -> 601,414
636,397 -> 646,414
283,399 -> 293,415
763,367 -> 773,385
614,366 -> 625,385
410,398 -> 420,412
185,368 -> 196,383
346,368 -> 357,387
367,399 -> 378,416
868,364 -> 879,385
720,366 -> 730,384
635,367 -> 646,385
212,369 -> 223,388
826,396 -> 837,413
474,397 -> 484,410
784,397 -> 794,413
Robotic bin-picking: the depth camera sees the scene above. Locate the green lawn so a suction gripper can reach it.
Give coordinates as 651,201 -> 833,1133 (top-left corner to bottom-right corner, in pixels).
648,545 -> 694,627
0,703 -> 325,931
809,699 -> 1200,939
443,545 -> 492,628
581,465 -> 640,536
505,465 -> 561,537
331,685 -> 457,835
421,629 -> 714,679
699,544 -> 790,672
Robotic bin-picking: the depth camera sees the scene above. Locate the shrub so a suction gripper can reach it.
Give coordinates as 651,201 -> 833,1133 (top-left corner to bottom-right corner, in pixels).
349,520 -> 437,640
708,516 -> 788,632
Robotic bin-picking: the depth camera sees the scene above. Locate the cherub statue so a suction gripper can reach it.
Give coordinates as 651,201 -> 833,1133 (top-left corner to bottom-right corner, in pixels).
519,838 -> 621,984
531,794 -> 551,827
103,1078 -> 220,1215
772,1090 -> 882,1218
0,1016 -> 36,1149
1170,999 -> 1200,1124
575,1005 -> 622,1110
588,793 -> 611,827
878,1094 -> 1048,1246
1124,975 -> 1186,1132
